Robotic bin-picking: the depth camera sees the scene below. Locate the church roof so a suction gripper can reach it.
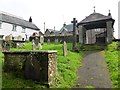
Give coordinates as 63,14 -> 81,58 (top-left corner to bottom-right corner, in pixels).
78,12 -> 114,25
0,13 -> 40,30
60,24 -> 73,33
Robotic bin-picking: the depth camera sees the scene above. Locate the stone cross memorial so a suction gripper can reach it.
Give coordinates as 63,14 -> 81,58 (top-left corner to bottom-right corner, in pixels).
71,18 -> 77,51
63,41 -> 67,56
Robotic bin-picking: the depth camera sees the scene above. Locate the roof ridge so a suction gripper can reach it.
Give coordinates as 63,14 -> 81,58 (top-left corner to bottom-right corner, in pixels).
0,11 -> 23,19
0,12 -> 40,30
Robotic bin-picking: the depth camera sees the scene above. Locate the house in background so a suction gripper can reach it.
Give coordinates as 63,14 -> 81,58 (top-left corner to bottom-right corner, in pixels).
44,29 -> 59,36
59,23 -> 78,36
0,11 -> 40,41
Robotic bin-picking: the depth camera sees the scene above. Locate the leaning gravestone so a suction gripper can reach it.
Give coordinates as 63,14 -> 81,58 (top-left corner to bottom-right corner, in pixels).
63,41 -> 67,56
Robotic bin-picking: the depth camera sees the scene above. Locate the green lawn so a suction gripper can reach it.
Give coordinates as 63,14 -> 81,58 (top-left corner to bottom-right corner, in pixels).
1,42 -> 82,88
105,42 -> 119,88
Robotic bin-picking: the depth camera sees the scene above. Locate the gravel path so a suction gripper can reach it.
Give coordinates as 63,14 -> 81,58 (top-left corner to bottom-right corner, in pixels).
75,51 -> 112,88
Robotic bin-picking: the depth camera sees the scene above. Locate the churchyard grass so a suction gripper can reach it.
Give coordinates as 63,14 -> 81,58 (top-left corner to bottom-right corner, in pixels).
40,43 -> 82,88
105,42 -> 119,88
1,42 -> 82,88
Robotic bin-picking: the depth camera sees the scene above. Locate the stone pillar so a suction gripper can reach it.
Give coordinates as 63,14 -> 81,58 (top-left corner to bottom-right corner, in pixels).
78,25 -> 84,44
106,21 -> 113,43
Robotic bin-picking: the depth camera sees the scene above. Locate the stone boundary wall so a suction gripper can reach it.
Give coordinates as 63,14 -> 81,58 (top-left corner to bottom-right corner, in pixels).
44,35 -> 79,43
3,50 -> 57,87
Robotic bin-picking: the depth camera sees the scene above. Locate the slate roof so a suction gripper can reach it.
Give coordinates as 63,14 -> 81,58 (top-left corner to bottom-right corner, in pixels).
45,29 -> 59,34
60,24 -> 73,33
0,13 -> 40,30
45,29 -> 54,33
78,12 -> 114,25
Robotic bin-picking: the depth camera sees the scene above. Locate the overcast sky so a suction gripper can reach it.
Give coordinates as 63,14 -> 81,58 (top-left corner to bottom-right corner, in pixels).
0,0 -> 119,38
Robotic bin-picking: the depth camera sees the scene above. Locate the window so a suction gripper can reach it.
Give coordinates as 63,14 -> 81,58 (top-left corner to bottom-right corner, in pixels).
12,25 -> 17,31
0,21 -> 2,29
22,27 -> 26,33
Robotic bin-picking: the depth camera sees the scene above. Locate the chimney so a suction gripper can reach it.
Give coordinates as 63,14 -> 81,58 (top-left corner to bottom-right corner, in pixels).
29,16 -> 32,22
63,22 -> 66,27
108,10 -> 112,17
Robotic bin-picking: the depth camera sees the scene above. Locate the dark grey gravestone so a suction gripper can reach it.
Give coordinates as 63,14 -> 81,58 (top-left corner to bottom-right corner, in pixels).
34,37 -> 39,46
5,42 -> 10,51
63,41 -> 67,56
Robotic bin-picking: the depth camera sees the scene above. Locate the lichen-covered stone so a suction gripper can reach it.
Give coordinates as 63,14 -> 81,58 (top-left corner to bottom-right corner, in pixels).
3,50 -> 57,87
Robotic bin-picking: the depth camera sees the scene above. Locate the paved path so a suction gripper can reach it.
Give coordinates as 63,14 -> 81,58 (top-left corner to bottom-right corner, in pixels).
76,51 -> 112,88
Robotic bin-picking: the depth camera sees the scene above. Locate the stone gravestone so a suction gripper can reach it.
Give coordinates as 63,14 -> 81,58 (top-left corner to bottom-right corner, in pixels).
32,39 -> 35,50
47,39 -> 50,45
0,35 -> 3,50
63,41 -> 67,56
55,39 -> 58,44
40,36 -> 44,45
38,43 -> 42,50
4,35 -> 12,51
34,37 -> 39,46
35,37 -> 39,49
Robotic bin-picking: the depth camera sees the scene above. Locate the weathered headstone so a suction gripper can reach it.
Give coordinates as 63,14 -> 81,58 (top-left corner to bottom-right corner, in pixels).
40,36 -> 44,45
0,35 -> 3,50
59,40 -> 62,44
47,39 -> 50,45
5,42 -> 10,51
32,39 -> 35,50
63,41 -> 67,56
34,37 -> 39,46
5,34 -> 12,41
55,39 -> 58,44
4,35 -> 12,51
38,43 -> 42,50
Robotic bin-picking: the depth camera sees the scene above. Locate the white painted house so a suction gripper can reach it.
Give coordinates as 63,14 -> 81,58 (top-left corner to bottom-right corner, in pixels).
0,11 -> 40,41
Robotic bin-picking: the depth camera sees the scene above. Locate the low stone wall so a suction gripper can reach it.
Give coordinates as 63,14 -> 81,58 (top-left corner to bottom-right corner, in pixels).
44,35 -> 79,43
3,50 -> 57,87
